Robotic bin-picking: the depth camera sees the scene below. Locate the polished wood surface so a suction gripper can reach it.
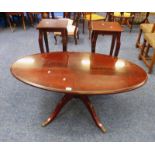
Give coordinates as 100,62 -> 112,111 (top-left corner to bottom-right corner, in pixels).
91,21 -> 123,57
11,52 -> 147,133
37,19 -> 68,29
11,52 -> 147,95
37,19 -> 68,52
92,21 -> 123,32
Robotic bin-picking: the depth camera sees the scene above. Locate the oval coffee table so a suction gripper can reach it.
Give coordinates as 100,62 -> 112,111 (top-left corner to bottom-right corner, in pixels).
11,52 -> 147,133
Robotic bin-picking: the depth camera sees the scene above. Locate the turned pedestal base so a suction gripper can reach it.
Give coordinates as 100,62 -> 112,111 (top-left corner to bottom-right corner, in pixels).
42,94 -> 106,133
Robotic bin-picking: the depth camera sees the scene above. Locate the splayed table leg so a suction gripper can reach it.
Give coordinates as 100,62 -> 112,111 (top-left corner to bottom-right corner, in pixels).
42,94 -> 106,133
42,94 -> 73,127
79,95 -> 107,133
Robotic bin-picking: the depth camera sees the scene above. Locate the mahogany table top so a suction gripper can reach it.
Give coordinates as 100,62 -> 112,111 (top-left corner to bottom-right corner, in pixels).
37,19 -> 68,29
91,21 -> 123,32
11,52 -> 147,95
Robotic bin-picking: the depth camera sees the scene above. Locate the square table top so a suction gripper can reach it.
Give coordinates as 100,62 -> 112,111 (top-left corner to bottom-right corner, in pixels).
91,21 -> 123,32
37,19 -> 68,29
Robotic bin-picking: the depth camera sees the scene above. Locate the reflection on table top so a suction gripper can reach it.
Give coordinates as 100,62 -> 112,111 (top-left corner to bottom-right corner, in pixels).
11,52 -> 147,95
92,21 -> 123,32
37,19 -> 68,29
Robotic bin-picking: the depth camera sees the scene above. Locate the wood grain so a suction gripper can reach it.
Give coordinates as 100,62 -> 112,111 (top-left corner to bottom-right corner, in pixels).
11,52 -> 147,95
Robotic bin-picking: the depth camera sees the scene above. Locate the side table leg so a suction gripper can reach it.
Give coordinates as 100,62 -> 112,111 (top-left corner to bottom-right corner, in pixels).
91,32 -> 98,53
62,30 -> 67,51
79,95 -> 107,133
44,32 -> 49,53
42,94 -> 73,127
114,33 -> 121,57
110,34 -> 116,56
38,31 -> 44,53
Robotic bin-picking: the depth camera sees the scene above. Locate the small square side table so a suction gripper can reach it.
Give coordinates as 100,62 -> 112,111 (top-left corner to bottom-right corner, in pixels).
37,19 -> 68,53
91,21 -> 123,57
